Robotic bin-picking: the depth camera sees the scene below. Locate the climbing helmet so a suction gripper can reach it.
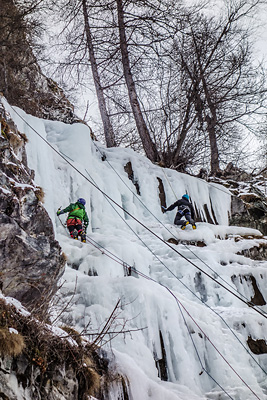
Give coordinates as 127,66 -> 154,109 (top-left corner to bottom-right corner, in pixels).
182,194 -> 189,201
77,198 -> 86,205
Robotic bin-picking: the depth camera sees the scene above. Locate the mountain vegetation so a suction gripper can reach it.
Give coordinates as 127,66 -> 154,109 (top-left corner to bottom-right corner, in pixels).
2,0 -> 267,175
44,0 -> 267,174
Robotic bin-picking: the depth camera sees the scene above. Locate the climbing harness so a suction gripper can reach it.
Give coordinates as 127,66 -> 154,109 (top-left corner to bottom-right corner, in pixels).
57,208 -> 86,242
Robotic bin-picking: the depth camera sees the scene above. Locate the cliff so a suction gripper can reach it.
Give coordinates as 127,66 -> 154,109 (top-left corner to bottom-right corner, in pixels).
0,0 -> 78,124
0,102 -> 66,313
0,102 -> 127,400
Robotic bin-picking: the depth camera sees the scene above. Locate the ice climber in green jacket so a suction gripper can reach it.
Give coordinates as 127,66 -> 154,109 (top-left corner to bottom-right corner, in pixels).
57,198 -> 89,243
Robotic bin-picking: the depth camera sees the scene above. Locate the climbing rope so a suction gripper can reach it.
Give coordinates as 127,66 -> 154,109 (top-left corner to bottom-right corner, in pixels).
4,102 -> 266,396
58,223 -> 263,398
6,102 -> 267,321
161,165 -> 178,200
91,140 -> 266,315
53,152 -> 267,376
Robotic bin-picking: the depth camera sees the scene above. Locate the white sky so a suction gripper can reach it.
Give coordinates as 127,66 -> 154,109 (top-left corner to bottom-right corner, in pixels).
42,0 -> 267,124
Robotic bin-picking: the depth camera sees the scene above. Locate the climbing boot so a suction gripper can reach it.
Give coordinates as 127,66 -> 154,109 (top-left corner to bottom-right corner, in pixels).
80,231 -> 86,243
192,224 -> 196,229
72,229 -> 78,240
181,221 -> 189,230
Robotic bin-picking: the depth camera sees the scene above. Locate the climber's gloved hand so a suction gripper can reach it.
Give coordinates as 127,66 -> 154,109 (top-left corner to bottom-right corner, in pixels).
161,206 -> 167,213
57,209 -> 63,216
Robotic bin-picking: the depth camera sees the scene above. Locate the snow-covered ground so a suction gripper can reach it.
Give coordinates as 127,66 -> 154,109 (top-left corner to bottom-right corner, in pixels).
4,98 -> 267,399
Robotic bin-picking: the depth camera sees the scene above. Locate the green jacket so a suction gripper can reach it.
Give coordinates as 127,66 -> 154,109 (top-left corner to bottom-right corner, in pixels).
62,202 -> 89,225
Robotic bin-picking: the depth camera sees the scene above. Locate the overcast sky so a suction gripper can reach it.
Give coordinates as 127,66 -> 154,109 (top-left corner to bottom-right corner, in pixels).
256,17 -> 267,62
47,0 -> 267,123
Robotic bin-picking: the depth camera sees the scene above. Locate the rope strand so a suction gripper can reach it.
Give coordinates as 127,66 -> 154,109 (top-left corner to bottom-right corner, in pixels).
7,103 -> 266,320
91,140 -> 266,315
4,101 -> 266,398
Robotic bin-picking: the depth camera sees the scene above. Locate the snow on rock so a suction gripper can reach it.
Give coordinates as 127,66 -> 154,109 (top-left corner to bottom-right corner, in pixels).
0,102 -> 65,311
3,98 -> 267,400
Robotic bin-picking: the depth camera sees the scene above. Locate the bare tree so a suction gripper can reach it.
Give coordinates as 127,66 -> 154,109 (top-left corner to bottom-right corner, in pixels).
104,0 -> 208,170
173,1 -> 267,175
81,0 -> 116,147
43,0 -> 266,173
116,0 -> 159,162
45,0 -> 117,146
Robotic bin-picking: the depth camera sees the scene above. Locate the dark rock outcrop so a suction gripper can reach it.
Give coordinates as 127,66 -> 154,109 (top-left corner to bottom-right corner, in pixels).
0,0 -> 78,124
0,104 -> 65,313
124,161 -> 141,195
237,242 -> 267,261
208,163 -> 267,235
247,336 -> 267,355
231,274 -> 266,306
0,298 -> 103,400
157,177 -> 166,210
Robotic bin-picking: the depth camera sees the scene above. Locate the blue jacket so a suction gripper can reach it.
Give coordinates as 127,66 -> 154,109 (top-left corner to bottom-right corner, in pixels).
166,198 -> 195,218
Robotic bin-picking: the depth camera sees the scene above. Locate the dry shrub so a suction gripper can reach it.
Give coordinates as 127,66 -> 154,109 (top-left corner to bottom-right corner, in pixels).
61,252 -> 67,263
60,328 -> 101,396
0,298 -> 102,397
239,193 -> 260,203
1,118 -> 9,138
1,116 -> 28,148
61,325 -> 83,346
8,131 -> 25,151
35,186 -> 45,203
83,363 -> 101,396
77,356 -> 101,397
0,327 -> 25,356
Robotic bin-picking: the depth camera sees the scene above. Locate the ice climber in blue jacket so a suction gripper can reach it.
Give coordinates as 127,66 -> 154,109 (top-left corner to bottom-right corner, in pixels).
162,194 -> 196,230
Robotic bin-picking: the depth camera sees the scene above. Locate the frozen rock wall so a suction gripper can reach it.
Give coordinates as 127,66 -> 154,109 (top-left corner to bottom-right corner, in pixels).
0,103 -> 65,312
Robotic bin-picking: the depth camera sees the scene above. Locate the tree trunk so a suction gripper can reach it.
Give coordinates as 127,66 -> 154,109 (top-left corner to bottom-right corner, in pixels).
205,114 -> 220,175
172,89 -> 195,167
200,75 -> 220,175
190,27 -> 220,175
82,0 -> 116,148
116,0 -> 159,162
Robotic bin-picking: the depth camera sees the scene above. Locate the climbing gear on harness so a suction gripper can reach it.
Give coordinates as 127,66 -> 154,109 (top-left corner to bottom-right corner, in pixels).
72,229 -> 79,239
67,218 -> 82,227
84,221 -> 88,233
178,205 -> 190,215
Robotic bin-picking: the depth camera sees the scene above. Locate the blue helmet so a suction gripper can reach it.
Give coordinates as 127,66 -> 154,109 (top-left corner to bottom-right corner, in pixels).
77,198 -> 86,205
182,194 -> 189,201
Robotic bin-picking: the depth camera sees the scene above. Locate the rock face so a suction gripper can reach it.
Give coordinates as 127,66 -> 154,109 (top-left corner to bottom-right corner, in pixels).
208,163 -> 267,235
0,0 -> 78,124
0,297 -> 131,400
0,298 -> 104,400
230,191 -> 267,235
0,103 -> 65,312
